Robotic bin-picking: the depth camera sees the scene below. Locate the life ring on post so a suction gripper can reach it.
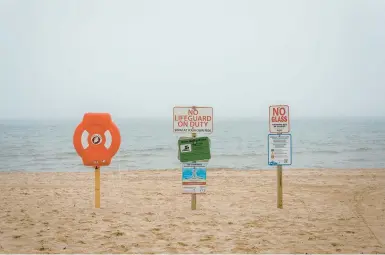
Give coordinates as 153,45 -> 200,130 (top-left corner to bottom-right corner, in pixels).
73,113 -> 121,167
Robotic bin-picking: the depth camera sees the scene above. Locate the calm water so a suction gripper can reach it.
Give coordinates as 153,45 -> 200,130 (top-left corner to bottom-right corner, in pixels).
0,118 -> 384,172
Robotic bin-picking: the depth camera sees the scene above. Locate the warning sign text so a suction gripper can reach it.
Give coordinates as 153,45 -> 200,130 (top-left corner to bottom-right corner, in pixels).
173,106 -> 213,134
269,105 -> 290,133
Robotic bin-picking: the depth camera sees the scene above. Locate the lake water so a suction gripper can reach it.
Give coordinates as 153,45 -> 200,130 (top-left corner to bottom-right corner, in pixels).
0,117 -> 384,172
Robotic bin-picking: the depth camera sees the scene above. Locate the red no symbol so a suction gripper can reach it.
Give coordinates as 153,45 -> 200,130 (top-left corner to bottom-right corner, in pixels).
273,107 -> 286,116
188,109 -> 199,115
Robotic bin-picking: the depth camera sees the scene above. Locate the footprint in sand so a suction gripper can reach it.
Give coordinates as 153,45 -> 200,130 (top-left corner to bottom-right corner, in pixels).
151,228 -> 161,233
112,230 -> 124,236
200,235 -> 214,242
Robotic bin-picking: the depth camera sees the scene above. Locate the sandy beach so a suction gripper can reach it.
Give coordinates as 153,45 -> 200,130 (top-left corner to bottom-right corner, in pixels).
0,168 -> 384,254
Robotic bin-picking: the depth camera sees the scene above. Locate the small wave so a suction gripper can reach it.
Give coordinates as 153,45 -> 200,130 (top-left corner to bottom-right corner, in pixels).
123,146 -> 172,153
215,152 -> 266,157
119,151 -> 172,157
310,150 -> 340,154
314,147 -> 375,153
295,147 -> 376,155
355,147 -> 372,152
62,151 -> 78,156
133,152 -> 157,157
347,158 -> 368,162
295,149 -> 349,154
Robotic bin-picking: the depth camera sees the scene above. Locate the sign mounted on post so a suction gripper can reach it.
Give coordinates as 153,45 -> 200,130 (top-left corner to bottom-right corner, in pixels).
182,162 -> 207,194
173,106 -> 213,134
269,105 -> 290,133
73,112 -> 121,209
173,105 -> 213,210
178,136 -> 211,162
268,134 -> 292,166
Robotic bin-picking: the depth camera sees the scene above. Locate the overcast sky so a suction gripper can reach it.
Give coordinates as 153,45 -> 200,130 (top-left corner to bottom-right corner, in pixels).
1,0 -> 384,119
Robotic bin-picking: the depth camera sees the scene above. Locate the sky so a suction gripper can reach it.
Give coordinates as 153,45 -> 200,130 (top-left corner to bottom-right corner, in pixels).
1,0 -> 385,119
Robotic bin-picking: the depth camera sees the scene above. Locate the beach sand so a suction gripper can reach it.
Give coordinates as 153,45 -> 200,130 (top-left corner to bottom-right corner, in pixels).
0,169 -> 384,254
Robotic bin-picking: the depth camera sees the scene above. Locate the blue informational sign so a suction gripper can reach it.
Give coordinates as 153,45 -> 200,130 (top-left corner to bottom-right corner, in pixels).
268,134 -> 292,166
182,162 -> 207,193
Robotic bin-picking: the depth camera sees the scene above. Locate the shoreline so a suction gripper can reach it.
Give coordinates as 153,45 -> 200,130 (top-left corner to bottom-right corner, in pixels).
1,167 -> 385,173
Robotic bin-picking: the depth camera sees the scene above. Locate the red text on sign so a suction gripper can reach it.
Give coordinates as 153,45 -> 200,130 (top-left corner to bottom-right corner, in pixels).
271,107 -> 288,122
177,121 -> 209,127
188,109 -> 199,115
174,115 -> 212,122
174,108 -> 212,128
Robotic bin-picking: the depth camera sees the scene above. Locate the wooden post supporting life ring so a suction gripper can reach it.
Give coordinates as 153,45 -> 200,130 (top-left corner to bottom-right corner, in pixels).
73,113 -> 121,208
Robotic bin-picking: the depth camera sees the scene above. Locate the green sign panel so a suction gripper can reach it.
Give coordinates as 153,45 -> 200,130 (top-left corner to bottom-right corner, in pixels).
178,137 -> 211,162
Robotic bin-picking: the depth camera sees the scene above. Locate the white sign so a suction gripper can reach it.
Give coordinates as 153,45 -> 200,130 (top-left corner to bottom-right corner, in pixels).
182,162 -> 207,194
269,105 -> 290,133
268,134 -> 292,166
173,106 -> 213,134
183,186 -> 206,194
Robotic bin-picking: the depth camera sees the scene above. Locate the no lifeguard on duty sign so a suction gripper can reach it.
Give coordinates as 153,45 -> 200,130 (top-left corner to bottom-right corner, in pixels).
173,106 -> 213,134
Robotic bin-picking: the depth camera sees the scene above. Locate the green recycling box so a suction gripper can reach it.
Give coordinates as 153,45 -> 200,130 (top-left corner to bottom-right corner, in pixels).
178,137 -> 211,162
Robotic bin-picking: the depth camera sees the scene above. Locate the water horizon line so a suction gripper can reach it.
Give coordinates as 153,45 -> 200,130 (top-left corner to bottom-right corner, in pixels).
1,115 -> 385,122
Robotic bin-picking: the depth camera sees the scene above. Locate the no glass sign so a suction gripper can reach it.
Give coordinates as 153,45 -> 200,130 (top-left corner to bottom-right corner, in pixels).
269,105 -> 290,133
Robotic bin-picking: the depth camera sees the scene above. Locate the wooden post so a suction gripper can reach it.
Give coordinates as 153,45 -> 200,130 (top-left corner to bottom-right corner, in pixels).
277,165 -> 283,208
276,131 -> 283,209
191,192 -> 197,210
95,166 -> 101,208
191,132 -> 197,210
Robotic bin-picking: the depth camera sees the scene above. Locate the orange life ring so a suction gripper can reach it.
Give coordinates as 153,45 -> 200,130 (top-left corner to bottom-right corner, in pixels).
73,113 -> 121,167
